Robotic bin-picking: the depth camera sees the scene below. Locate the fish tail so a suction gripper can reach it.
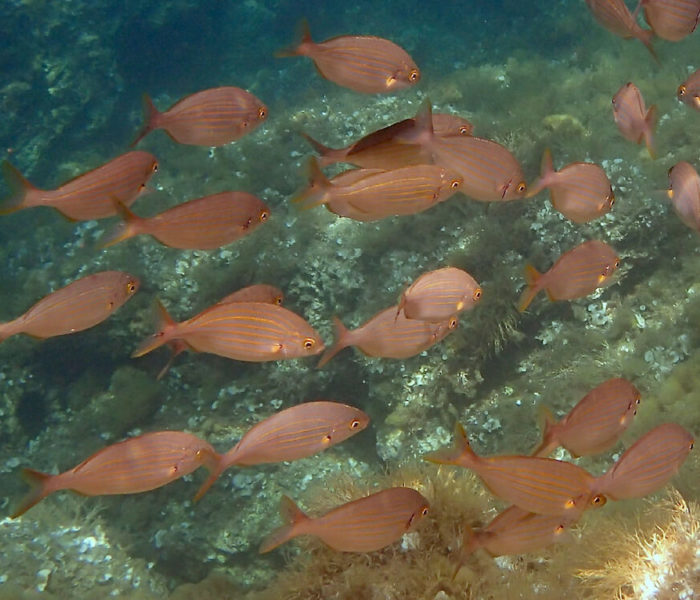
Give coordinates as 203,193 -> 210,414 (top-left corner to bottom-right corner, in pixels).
298,132 -> 343,167
156,340 -> 186,380
424,423 -> 476,467
131,94 -> 160,147
192,452 -> 225,503
292,157 -> 331,209
526,149 -> 554,198
452,523 -> 479,579
99,200 -> 142,248
11,468 -> 52,518
644,105 -> 657,159
0,161 -> 39,215
317,316 -> 350,368
131,299 -> 178,358
275,18 -> 313,58
413,97 -> 435,139
531,405 -> 558,457
518,264 -> 542,312
638,28 -> 658,64
259,495 -> 308,553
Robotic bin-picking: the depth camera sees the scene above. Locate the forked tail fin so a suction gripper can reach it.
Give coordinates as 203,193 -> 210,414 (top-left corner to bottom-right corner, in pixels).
317,316 -> 350,368
11,469 -> 52,518
131,299 -> 178,358
275,18 -> 313,58
424,423 -> 476,467
518,264 -> 542,312
259,495 -> 309,553
531,405 -> 558,457
0,162 -> 39,215
131,94 -> 161,147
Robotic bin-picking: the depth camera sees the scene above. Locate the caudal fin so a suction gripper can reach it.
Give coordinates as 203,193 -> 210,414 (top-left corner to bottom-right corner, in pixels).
131,94 -> 161,147
292,157 -> 332,209
11,469 -> 52,518
299,132 -> 346,167
317,316 -> 351,368
131,299 -> 178,358
192,451 -> 224,503
637,28 -> 658,64
99,200 -> 142,248
526,149 -> 555,198
531,405 -> 558,457
259,495 -> 309,553
424,423 -> 476,467
275,18 -> 313,58
518,264 -> 542,312
0,162 -> 38,215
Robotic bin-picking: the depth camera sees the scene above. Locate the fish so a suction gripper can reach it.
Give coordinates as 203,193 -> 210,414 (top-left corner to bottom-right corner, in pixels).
584,0 -> 657,58
158,285 -> 285,380
526,149 -> 615,223
301,102 -> 471,170
132,300 -> 324,363
100,192 -> 270,250
217,284 -> 284,306
640,0 -> 700,40
278,20 -> 420,94
295,159 -> 462,220
612,82 -> 657,159
318,308 -> 458,367
430,135 -> 527,202
193,401 -> 369,501
425,423 -> 606,517
666,161 -> 700,232
397,267 -> 482,322
0,151 -> 158,220
518,240 -> 620,312
593,423 -> 694,500
532,378 -> 641,458
260,487 -> 430,553
0,271 -> 140,343
459,505 -> 573,564
677,68 -> 700,111
11,431 -> 216,518
131,87 -> 267,147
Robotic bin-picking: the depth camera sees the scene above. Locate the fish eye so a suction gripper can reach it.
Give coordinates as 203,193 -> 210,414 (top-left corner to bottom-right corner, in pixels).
591,494 -> 607,507
258,106 -> 267,119
421,507 -> 429,517
152,163 -> 158,173
690,441 -> 694,450
459,126 -> 469,135
678,84 -> 687,98
126,281 -> 137,294
473,288 -> 482,301
408,68 -> 420,82
517,182 -> 527,194
450,179 -> 461,189
449,317 -> 458,329
614,259 -> 620,269
260,210 -> 269,222
323,434 -> 332,443
303,338 -> 316,350
274,295 -> 283,305
350,419 -> 361,429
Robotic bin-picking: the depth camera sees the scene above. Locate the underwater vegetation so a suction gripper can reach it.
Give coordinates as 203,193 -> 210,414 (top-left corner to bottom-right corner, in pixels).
1,0 -> 700,598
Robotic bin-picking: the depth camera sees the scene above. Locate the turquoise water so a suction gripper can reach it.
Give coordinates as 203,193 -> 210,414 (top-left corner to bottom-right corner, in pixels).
1,1 -> 700,598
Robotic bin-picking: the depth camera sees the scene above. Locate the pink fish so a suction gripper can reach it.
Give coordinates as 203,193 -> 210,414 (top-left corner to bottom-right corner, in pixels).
425,424 -> 606,517
612,82 -> 657,159
532,378 -> 641,458
640,0 -> 700,41
193,401 -> 369,501
667,161 -> 700,232
1,152 -> 158,220
260,487 -> 430,553
318,308 -> 457,367
397,267 -> 482,322
678,68 -> 700,111
101,192 -> 270,250
132,87 -> 267,147
430,135 -> 527,202
518,240 -> 620,312
0,271 -> 139,343
11,431 -> 216,518
593,423 -> 694,500
527,149 -> 615,223
278,21 -> 420,94
133,300 -> 324,363
585,0 -> 657,57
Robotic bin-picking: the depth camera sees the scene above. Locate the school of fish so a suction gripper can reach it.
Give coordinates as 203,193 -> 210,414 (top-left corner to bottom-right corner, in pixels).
2,0 -> 699,580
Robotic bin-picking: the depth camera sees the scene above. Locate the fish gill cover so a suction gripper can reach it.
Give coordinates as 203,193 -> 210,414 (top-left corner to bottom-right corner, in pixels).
0,0 -> 699,598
